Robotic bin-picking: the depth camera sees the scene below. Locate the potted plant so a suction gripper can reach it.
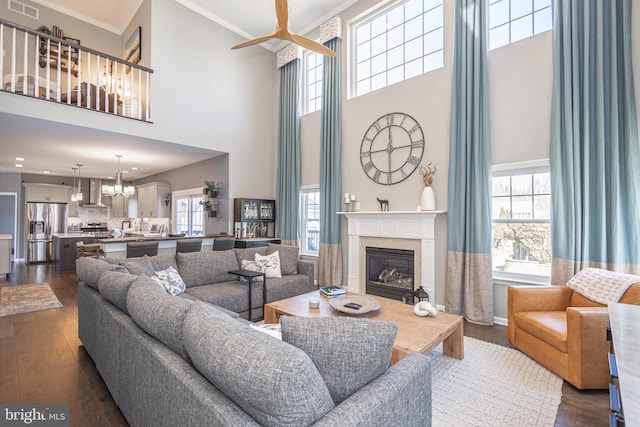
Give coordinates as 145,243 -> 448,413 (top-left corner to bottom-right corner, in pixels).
419,161 -> 437,210
203,180 -> 217,198
199,200 -> 217,218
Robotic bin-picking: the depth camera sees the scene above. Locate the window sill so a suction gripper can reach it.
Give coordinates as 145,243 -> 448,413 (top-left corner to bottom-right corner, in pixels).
300,253 -> 318,260
492,271 -> 551,287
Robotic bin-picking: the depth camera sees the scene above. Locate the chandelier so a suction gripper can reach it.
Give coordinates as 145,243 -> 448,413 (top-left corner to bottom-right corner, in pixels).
102,155 -> 135,197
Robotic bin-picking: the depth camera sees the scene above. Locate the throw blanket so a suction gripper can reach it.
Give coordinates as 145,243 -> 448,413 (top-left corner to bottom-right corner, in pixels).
566,268 -> 640,305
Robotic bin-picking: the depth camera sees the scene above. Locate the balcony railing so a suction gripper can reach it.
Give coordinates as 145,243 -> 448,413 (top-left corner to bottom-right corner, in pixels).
1,18 -> 153,122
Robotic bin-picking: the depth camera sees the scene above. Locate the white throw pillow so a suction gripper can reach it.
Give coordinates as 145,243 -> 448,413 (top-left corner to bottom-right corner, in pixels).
152,266 -> 186,296
255,251 -> 282,278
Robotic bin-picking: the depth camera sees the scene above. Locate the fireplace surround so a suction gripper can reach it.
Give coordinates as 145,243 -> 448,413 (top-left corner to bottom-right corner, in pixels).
340,211 -> 447,307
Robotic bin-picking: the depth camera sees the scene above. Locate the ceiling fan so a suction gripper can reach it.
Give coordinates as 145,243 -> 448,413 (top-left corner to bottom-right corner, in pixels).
231,0 -> 336,57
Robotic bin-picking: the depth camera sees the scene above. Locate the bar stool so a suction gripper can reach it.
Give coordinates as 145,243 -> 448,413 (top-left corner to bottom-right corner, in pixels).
126,241 -> 159,258
75,241 -> 104,259
176,239 -> 202,253
213,237 -> 236,251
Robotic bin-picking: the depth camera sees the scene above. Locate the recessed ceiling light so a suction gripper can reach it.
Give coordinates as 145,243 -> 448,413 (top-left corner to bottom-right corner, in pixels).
43,171 -> 50,174
131,167 -> 138,170
16,157 -> 24,161
15,164 -> 23,167
123,170 -> 129,174
107,176 -> 114,179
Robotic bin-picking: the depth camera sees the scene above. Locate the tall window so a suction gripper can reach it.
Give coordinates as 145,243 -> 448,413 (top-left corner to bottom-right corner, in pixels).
300,186 -> 320,256
351,0 -> 444,98
491,162 -> 551,280
489,0 -> 553,50
174,191 -> 205,236
304,51 -> 323,114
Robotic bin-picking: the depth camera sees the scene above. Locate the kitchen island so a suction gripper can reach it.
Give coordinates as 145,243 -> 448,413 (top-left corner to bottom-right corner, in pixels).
96,235 -> 218,258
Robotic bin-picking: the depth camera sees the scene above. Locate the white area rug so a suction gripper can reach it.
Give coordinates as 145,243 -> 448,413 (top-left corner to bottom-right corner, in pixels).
429,337 -> 563,427
0,283 -> 62,317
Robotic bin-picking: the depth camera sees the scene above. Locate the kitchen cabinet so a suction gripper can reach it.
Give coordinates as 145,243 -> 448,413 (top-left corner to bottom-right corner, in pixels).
136,182 -> 170,218
111,194 -> 128,218
24,184 -> 70,203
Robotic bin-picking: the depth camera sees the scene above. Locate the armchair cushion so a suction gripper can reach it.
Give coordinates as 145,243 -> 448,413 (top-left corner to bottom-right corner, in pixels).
513,311 -> 567,353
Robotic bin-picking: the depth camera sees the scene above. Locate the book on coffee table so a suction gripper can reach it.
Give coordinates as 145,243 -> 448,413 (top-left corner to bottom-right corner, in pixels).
319,286 -> 347,297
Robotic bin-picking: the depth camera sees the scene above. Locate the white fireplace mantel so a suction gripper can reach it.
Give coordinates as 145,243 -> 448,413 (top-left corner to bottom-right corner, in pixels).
339,211 -> 448,306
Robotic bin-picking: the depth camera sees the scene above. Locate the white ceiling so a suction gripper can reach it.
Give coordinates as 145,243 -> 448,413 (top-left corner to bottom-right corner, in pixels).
0,112 -> 224,180
1,0 -> 358,180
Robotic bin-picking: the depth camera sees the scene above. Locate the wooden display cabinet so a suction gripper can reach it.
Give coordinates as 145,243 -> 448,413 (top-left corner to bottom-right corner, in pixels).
233,198 -> 275,239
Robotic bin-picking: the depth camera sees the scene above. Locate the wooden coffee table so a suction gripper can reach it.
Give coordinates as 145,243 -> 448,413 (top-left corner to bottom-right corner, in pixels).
264,291 -> 464,364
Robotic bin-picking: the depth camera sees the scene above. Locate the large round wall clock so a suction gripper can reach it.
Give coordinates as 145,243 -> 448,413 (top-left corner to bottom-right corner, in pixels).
359,112 -> 425,185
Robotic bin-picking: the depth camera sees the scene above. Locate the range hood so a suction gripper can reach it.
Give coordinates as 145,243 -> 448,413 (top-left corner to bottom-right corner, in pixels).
85,179 -> 107,207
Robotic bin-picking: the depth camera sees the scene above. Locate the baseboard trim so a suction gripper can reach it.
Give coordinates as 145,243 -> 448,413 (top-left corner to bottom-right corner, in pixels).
494,316 -> 508,326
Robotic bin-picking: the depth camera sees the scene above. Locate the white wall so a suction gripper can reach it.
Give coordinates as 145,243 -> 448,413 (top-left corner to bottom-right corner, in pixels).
148,0 -> 279,233
299,0 -> 640,316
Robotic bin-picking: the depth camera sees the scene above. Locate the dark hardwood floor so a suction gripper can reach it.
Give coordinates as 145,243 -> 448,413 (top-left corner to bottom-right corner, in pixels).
1,262 -> 609,426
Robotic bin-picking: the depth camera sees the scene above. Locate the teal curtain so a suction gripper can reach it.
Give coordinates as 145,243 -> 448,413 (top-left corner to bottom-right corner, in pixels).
318,37 -> 343,286
446,0 -> 493,325
275,59 -> 301,246
550,0 -> 640,284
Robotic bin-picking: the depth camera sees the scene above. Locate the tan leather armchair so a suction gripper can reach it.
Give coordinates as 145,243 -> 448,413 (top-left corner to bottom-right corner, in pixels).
508,282 -> 640,389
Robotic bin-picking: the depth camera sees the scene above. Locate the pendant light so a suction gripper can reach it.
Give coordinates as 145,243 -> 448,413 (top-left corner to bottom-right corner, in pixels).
103,155 -> 135,197
71,167 -> 78,202
75,163 -> 83,201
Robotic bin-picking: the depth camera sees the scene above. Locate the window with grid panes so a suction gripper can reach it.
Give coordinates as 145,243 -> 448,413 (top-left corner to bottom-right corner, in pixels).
304,51 -> 323,114
174,194 -> 205,236
491,162 -> 551,279
300,187 -> 320,256
351,0 -> 444,98
489,0 -> 553,50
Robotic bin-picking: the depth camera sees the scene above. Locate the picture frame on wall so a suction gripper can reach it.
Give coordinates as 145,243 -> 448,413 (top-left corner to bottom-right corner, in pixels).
124,26 -> 141,73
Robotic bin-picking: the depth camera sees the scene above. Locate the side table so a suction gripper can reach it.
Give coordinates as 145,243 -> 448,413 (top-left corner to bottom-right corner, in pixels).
228,269 -> 266,322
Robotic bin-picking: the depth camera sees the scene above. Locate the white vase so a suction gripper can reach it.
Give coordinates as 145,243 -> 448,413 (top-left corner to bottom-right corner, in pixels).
421,186 -> 436,211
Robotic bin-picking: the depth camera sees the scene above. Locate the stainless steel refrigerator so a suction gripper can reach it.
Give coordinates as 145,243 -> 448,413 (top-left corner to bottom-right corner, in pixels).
26,202 -> 67,263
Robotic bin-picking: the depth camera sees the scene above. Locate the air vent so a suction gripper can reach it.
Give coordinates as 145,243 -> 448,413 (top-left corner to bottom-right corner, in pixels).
8,0 -> 39,19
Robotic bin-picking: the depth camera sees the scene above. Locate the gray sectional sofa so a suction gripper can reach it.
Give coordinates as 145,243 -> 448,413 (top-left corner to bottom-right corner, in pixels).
76,244 -> 433,427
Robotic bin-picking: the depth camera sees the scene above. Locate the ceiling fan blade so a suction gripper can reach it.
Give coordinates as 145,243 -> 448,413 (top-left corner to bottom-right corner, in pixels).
290,34 -> 336,57
274,0 -> 289,32
231,33 -> 278,50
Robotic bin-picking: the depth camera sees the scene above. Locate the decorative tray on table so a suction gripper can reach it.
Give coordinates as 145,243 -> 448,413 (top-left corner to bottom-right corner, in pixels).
328,295 -> 381,315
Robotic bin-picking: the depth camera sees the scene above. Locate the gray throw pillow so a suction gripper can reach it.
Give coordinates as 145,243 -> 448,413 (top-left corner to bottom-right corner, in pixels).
126,275 -> 194,362
149,254 -> 178,271
76,257 -> 127,290
268,243 -> 299,275
183,304 -> 335,426
280,316 -> 398,404
233,247 -> 268,266
98,271 -> 137,313
176,251 -> 239,287
121,255 -> 155,276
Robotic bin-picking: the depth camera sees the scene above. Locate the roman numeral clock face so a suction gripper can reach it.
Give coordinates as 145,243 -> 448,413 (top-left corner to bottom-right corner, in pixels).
360,112 -> 425,185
